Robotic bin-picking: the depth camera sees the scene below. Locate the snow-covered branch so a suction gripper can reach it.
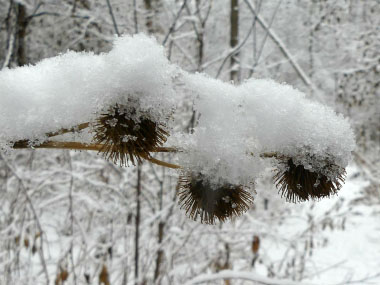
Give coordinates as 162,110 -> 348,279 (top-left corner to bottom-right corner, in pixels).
185,270 -> 316,285
0,33 -> 355,224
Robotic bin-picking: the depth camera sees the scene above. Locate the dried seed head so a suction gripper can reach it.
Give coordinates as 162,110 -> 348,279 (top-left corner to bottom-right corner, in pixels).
61,270 -> 69,282
177,173 -> 254,224
93,104 -> 168,166
24,238 -> 29,248
55,269 -> 69,285
99,265 -> 110,285
252,235 -> 260,254
274,158 -> 346,203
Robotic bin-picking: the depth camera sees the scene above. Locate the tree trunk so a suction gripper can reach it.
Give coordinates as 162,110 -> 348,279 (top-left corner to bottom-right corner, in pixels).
16,3 -> 27,66
144,0 -> 154,33
230,0 -> 239,82
135,164 -> 141,284
153,221 -> 164,282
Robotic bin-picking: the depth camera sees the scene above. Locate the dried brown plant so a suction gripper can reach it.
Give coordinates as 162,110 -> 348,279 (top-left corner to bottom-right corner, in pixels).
177,173 -> 254,224
274,158 -> 346,202
93,104 -> 168,166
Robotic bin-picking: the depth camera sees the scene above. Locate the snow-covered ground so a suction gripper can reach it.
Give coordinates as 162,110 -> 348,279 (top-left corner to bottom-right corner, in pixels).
185,164 -> 380,285
303,165 -> 380,285
1,150 -> 379,285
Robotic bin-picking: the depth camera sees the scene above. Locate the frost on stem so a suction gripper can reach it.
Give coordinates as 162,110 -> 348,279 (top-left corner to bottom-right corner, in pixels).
177,172 -> 254,224
93,104 -> 168,166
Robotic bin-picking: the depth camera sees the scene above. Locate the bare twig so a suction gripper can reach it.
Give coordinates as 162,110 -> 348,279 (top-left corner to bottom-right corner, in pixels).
105,0 -> 120,36
2,1 -> 15,69
230,0 -> 239,81
185,269 -> 316,285
134,163 -> 141,284
216,19 -> 256,79
1,32 -> 14,69
251,0 -> 263,73
162,0 -> 188,45
0,153 -> 50,285
66,152 -> 78,285
133,0 -> 138,33
334,272 -> 380,285
243,0 -> 323,100
26,1 -> 43,21
255,0 -> 283,66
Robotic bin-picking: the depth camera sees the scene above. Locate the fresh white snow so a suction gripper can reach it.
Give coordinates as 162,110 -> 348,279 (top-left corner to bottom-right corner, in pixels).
0,34 -> 355,187
0,34 -> 178,146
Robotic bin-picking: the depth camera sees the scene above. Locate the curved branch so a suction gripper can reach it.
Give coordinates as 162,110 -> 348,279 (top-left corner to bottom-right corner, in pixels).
185,270 -> 315,285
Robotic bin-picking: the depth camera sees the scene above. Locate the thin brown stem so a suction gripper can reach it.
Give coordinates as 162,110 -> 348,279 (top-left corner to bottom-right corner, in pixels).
155,147 -> 179,153
13,140 -> 182,169
13,141 -> 179,153
143,156 -> 181,169
46,122 -> 90,138
12,140 -> 276,170
13,140 -> 102,151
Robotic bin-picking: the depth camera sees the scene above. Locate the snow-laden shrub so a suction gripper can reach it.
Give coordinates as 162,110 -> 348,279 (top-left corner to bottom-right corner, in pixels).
0,34 -> 355,224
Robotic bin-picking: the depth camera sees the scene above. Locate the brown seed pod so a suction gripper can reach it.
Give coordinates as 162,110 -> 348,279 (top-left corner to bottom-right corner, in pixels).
55,269 -> 69,285
99,265 -> 110,285
93,104 -> 168,166
274,158 -> 346,203
177,173 -> 254,224
61,270 -> 69,282
252,235 -> 260,254
14,236 -> 20,246
24,238 -> 29,249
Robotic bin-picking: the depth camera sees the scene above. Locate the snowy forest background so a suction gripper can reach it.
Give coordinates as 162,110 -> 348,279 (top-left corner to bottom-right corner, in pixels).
0,0 -> 379,284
